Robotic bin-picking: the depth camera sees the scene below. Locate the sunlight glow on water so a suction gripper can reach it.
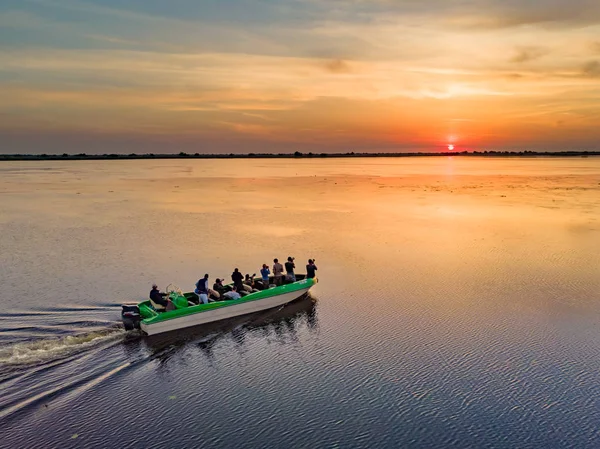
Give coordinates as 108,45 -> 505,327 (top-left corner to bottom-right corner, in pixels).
0,157 -> 599,448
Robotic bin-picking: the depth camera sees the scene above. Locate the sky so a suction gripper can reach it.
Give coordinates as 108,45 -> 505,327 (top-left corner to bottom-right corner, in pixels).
1,0 -> 600,154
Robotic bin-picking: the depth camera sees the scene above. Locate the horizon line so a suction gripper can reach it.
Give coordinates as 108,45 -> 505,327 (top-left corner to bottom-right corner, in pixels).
1,150 -> 600,161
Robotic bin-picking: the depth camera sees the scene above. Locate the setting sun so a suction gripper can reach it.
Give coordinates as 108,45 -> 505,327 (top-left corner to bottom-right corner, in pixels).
448,145 -> 455,151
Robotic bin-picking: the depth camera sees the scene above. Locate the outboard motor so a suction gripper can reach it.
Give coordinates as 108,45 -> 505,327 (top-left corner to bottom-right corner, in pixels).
121,304 -> 141,331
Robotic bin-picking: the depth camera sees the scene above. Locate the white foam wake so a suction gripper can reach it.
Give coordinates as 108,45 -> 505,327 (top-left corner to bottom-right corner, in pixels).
0,329 -> 125,366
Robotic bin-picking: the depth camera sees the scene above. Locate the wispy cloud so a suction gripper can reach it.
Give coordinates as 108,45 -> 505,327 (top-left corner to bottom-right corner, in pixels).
581,60 -> 600,77
510,47 -> 549,64
323,59 -> 353,74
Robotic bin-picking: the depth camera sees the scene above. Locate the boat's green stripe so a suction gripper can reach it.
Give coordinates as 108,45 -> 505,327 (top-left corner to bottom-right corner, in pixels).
140,278 -> 316,325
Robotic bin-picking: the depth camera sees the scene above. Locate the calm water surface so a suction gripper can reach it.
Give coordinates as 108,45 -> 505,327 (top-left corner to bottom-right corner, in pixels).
1,157 -> 599,448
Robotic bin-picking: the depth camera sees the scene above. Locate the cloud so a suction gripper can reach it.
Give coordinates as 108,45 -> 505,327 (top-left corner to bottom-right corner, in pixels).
510,47 -> 548,63
323,59 -> 352,74
0,9 -> 52,28
85,34 -> 140,46
334,0 -> 600,29
582,60 -> 600,77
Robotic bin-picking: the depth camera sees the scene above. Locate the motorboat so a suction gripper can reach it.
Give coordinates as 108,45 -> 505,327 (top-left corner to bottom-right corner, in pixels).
121,275 -> 317,336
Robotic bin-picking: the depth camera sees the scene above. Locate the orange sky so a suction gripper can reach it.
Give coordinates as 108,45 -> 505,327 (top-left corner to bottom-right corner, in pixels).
1,0 -> 600,153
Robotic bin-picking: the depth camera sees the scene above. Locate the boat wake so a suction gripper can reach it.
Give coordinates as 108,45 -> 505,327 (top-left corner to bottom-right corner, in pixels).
0,303 -> 135,422
0,303 -> 126,366
0,304 -> 122,344
0,328 -> 125,366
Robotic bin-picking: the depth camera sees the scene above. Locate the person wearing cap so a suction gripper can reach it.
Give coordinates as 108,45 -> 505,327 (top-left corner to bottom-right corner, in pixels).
149,284 -> 172,311
285,256 -> 296,282
306,259 -> 318,279
273,258 -> 284,286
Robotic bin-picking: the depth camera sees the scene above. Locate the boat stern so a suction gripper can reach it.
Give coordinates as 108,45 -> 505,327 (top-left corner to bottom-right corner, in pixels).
121,304 -> 142,331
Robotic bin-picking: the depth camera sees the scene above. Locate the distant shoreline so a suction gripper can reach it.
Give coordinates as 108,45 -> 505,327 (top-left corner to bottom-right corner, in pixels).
0,150 -> 599,161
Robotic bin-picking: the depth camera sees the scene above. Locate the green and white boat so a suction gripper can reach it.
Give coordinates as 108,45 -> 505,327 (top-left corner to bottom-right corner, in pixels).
121,276 -> 318,336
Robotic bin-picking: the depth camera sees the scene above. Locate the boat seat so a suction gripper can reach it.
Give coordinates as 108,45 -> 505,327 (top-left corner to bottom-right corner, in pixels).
150,299 -> 166,311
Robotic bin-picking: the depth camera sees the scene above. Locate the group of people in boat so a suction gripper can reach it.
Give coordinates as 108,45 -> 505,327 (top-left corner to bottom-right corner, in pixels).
149,257 -> 317,311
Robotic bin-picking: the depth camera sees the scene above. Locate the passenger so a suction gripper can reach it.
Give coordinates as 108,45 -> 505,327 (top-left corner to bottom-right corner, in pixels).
273,258 -> 284,286
223,286 -> 242,300
285,256 -> 296,282
149,284 -> 174,311
306,259 -> 318,279
231,268 -> 244,292
212,278 -> 227,296
260,264 -> 271,288
244,273 -> 257,292
196,274 -> 209,294
195,274 -> 210,304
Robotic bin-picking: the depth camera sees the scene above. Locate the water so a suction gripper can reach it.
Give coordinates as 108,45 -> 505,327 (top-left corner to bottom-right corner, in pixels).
1,157 -> 599,448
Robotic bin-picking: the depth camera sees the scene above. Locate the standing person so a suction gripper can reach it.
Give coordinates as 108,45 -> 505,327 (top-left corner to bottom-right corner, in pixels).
195,274 -> 210,304
195,274 -> 209,294
306,259 -> 318,279
260,263 -> 271,288
273,258 -> 284,286
231,268 -> 244,292
285,256 -> 296,282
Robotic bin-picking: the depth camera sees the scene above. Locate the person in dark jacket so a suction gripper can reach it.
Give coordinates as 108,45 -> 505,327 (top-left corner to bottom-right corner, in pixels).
149,284 -> 170,310
196,274 -> 209,294
231,268 -> 244,292
213,278 -> 227,296
285,256 -> 296,282
306,259 -> 318,279
195,274 -> 210,304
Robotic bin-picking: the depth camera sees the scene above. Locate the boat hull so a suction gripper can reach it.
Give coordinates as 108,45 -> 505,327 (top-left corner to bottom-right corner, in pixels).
140,285 -> 313,336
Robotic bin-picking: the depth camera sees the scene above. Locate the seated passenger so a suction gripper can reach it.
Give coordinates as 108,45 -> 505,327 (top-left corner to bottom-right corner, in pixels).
223,286 -> 242,300
149,284 -> 174,311
244,273 -> 257,292
213,278 -> 227,296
